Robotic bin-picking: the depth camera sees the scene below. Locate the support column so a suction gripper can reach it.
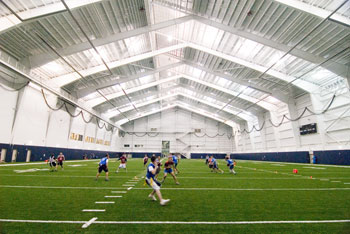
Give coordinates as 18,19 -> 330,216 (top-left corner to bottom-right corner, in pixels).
287,99 -> 302,149
258,114 -> 267,151
1,149 -> 7,162
11,149 -> 18,162
269,111 -> 281,151
26,149 -> 31,162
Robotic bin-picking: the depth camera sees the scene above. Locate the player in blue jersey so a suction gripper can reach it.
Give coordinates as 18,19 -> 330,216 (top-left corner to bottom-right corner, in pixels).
96,154 -> 110,181
225,156 -> 236,174
146,156 -> 170,206
211,156 -> 224,174
172,154 -> 180,174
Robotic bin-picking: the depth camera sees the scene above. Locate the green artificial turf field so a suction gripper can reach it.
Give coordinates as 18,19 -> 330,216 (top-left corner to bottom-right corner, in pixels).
0,158 -> 349,233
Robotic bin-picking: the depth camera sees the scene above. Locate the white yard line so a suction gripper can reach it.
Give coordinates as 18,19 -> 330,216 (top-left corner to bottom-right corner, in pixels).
105,196 -> 122,198
82,217 -> 98,229
131,187 -> 350,191
82,209 -> 105,212
237,160 -> 350,168
0,218 -> 349,225
303,167 -> 326,170
0,185 -> 125,190
331,181 -> 341,183
95,201 -> 115,204
122,184 -> 135,187
111,191 -> 127,193
127,187 -> 133,190
0,175 -> 132,178
0,160 -> 99,167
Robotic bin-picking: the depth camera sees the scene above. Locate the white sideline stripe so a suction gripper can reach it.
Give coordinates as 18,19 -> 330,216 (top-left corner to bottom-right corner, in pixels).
111,191 -> 127,193
0,174 -> 131,178
131,187 -> 350,191
122,184 -> 135,187
0,219 -> 349,225
271,164 -> 285,166
0,159 -> 99,167
237,160 -> 350,168
303,167 -> 326,170
95,201 -> 115,204
320,179 -> 329,181
0,185 -> 124,190
331,181 -> 341,183
82,209 -> 105,212
176,177 -> 308,180
82,217 -> 98,229
345,183 -> 350,184
105,196 -> 122,198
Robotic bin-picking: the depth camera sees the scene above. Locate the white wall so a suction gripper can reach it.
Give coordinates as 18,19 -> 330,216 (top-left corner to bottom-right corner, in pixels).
233,87 -> 350,153
116,108 -> 233,155
0,84 -> 117,151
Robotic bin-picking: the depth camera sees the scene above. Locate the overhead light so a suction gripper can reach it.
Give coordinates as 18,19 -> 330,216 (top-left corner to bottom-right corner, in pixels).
167,71 -> 172,76
42,61 -> 65,73
167,36 -> 173,42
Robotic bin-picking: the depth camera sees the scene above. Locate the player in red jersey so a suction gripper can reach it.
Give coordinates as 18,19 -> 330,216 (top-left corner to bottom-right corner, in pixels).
116,154 -> 127,173
161,156 -> 179,185
143,155 -> 149,167
155,156 -> 162,179
57,152 -> 65,170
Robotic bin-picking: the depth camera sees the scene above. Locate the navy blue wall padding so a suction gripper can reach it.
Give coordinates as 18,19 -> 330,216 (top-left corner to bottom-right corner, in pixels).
314,150 -> 350,165
191,153 -> 227,159
230,152 -> 309,163
0,143 -> 160,162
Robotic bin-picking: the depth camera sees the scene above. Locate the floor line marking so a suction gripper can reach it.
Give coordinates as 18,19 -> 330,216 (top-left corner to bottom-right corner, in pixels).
82,217 -> 98,229
111,191 -> 127,193
122,184 -> 135,187
82,209 -> 105,212
95,201 -> 115,204
130,187 -> 350,191
331,181 -> 341,183
0,219 -> 349,225
104,196 -> 122,198
0,159 -> 100,167
0,185 -> 125,190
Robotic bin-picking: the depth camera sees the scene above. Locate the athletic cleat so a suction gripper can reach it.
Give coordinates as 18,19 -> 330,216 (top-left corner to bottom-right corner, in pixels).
105,179 -> 109,181
160,199 -> 170,206
148,194 -> 157,201
175,182 -> 180,185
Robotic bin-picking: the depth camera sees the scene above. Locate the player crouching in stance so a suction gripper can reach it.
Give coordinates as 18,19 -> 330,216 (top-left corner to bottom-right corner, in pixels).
48,154 -> 57,172
116,154 -> 127,173
146,156 -> 170,206
96,154 -> 109,181
225,156 -> 236,175
161,156 -> 180,185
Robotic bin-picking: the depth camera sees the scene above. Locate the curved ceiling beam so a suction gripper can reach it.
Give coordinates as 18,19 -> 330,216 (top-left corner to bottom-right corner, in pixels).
47,43 -> 188,87
86,73 -> 276,111
0,0 -> 102,33
24,11 -> 349,79
116,102 -> 239,128
75,61 -> 183,98
108,91 -> 251,122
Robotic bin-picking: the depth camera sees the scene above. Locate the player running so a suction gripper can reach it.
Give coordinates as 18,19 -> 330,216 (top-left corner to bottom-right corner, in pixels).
211,156 -> 224,174
146,156 -> 170,206
57,152 -> 65,170
225,156 -> 236,174
143,155 -> 149,167
116,154 -> 127,173
96,154 -> 109,181
48,154 -> 57,171
161,156 -> 180,185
